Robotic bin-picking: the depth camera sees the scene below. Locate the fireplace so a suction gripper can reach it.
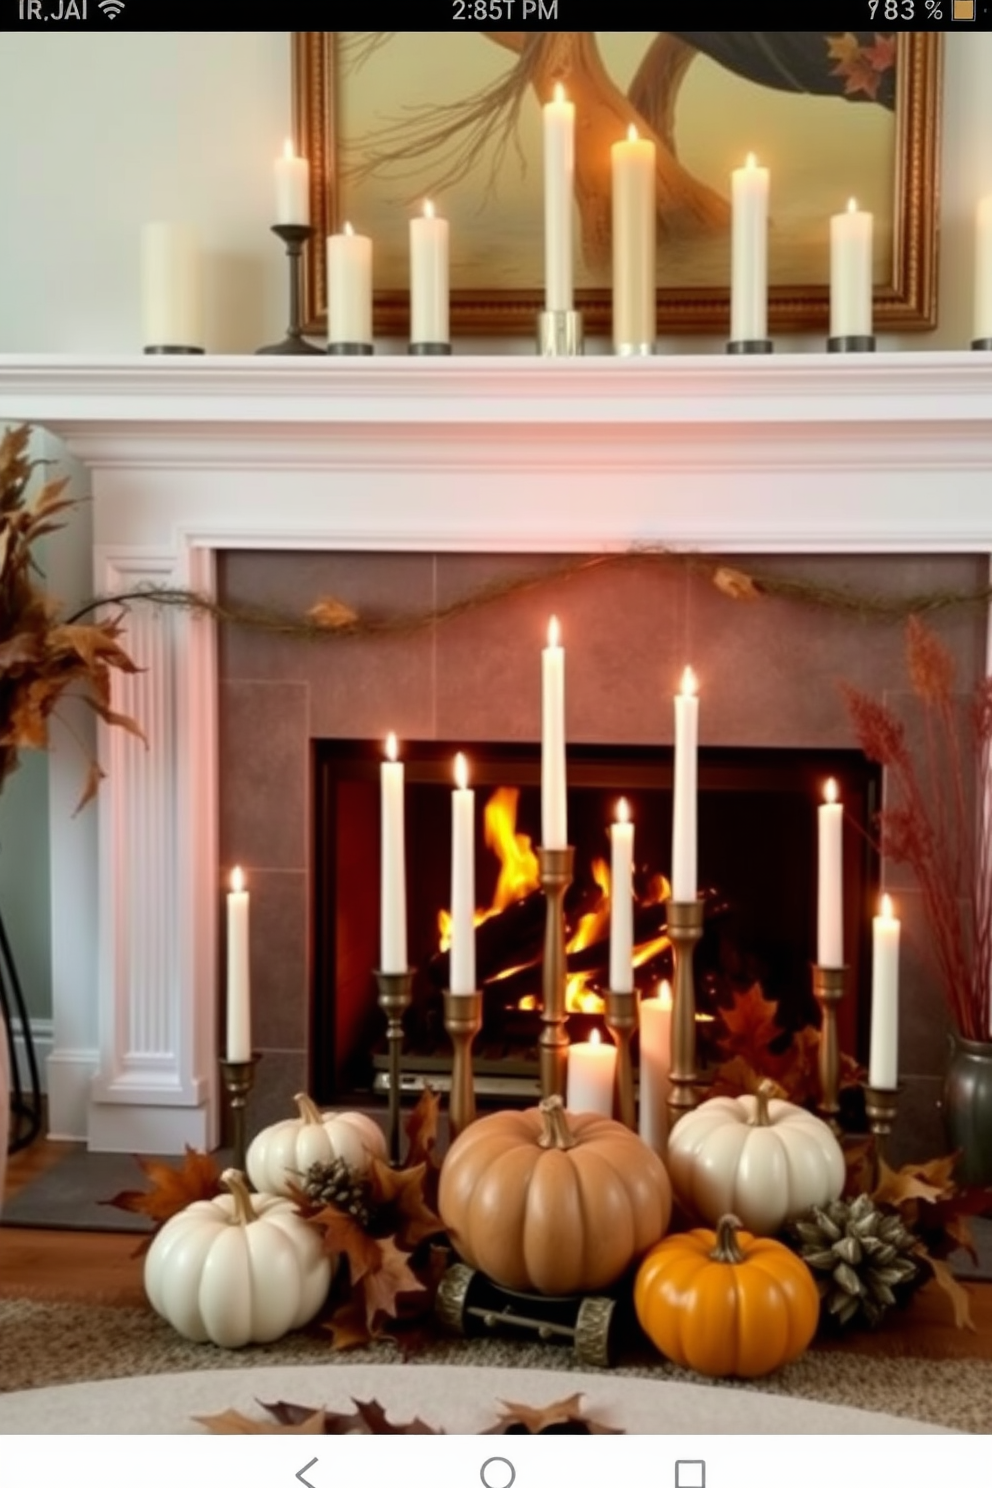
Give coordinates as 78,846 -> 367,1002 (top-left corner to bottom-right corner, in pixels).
4,352 -> 990,1157
310,740 -> 879,1105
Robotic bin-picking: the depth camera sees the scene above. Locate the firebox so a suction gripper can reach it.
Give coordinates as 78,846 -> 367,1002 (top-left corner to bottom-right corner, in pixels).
311,742 -> 880,1105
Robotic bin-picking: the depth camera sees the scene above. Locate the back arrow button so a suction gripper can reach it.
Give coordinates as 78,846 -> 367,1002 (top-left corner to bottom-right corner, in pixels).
296,1459 -> 318,1488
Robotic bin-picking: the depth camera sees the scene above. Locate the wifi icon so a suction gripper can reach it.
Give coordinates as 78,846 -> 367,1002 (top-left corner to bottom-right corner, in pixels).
99,0 -> 125,15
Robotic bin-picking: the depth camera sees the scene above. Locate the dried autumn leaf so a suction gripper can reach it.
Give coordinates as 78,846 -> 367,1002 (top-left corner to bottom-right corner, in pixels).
716,983 -> 782,1061
826,32 -> 883,100
712,566 -> 761,602
362,1236 -> 427,1327
484,1394 -> 622,1435
368,1157 -> 444,1249
101,1146 -> 223,1242
309,1204 -> 384,1281
762,1025 -> 820,1103
348,1400 -> 440,1435
917,1252 -> 976,1331
404,1085 -> 441,1170
873,1155 -> 956,1209
195,1408 -> 326,1435
323,1294 -> 376,1352
709,1056 -> 782,1100
843,1136 -> 875,1199
307,597 -> 359,630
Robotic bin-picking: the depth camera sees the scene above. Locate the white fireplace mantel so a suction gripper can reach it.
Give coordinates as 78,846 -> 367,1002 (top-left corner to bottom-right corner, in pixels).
2,351 -> 992,1151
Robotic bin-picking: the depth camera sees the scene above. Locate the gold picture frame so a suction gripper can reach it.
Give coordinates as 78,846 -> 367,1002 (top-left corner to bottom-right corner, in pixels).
293,31 -> 941,339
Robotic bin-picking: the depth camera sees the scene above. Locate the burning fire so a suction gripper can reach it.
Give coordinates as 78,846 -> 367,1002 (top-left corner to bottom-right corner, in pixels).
438,787 -> 672,1012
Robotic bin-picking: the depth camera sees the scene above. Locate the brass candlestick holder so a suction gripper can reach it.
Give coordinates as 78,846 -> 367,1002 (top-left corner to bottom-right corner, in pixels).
537,845 -> 575,1100
604,989 -> 637,1130
375,969 -> 414,1165
443,990 -> 483,1140
219,1053 -> 261,1174
864,1084 -> 900,1185
666,898 -> 704,1123
813,964 -> 847,1133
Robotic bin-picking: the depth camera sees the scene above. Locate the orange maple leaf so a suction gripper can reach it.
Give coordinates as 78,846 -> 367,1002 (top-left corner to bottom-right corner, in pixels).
309,1204 -> 384,1282
368,1157 -> 444,1249
826,32 -> 883,100
716,983 -> 782,1060
102,1146 -> 222,1227
404,1086 -> 441,1170
362,1236 -> 426,1327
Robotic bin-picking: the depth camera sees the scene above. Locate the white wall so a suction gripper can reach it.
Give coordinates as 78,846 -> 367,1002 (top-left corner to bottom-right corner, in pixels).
0,32 -> 990,1028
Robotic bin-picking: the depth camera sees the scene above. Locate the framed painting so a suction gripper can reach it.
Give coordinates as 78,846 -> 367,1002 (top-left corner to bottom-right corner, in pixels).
293,31 -> 941,338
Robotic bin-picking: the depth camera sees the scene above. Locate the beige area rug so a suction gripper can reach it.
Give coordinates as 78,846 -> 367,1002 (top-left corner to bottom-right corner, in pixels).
1,1298 -> 990,1434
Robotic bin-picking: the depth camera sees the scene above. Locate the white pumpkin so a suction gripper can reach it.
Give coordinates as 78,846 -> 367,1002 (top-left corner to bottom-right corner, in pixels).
144,1168 -> 333,1348
246,1092 -> 387,1197
667,1081 -> 845,1236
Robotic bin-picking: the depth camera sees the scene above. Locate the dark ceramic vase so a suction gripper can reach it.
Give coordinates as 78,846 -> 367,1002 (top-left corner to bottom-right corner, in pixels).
942,1033 -> 992,1186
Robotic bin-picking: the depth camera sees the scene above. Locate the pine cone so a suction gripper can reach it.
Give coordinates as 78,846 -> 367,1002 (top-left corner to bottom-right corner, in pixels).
786,1193 -> 921,1329
303,1157 -> 374,1229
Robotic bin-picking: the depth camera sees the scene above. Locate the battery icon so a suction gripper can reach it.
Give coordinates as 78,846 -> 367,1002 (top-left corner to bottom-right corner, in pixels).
953,0 -> 975,17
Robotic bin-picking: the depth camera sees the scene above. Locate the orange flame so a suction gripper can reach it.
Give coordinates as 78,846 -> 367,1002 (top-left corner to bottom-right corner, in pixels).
437,787 -> 539,951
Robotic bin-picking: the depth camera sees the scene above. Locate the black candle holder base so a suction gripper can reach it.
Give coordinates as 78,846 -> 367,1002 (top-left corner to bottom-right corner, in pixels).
255,223 -> 321,358
257,335 -> 324,357
327,342 -> 374,356
726,338 -> 773,355
972,338 -> 992,351
144,346 -> 205,355
827,335 -> 876,353
408,341 -> 452,355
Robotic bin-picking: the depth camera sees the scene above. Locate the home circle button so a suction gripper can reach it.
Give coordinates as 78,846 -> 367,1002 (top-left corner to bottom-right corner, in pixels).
480,1457 -> 515,1488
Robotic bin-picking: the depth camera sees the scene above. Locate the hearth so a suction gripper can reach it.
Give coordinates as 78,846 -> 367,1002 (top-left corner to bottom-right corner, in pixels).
311,740 -> 879,1105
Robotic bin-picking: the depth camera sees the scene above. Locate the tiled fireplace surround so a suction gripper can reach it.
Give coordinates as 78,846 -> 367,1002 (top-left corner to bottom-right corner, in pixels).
3,352 -> 992,1158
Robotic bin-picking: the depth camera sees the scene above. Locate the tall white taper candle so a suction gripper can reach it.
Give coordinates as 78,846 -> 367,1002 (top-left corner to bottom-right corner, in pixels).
541,616 -> 567,848
817,778 -> 844,968
226,866 -> 251,1062
869,894 -> 900,1089
410,200 -> 449,344
730,154 -> 769,342
450,752 -> 476,994
327,221 -> 372,345
830,198 -> 873,339
380,733 -> 407,973
543,83 -> 575,313
672,667 -> 698,902
609,798 -> 634,992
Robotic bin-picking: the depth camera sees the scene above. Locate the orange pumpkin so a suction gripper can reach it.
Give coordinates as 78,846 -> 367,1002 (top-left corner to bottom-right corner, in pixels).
634,1213 -> 819,1378
438,1095 -> 672,1295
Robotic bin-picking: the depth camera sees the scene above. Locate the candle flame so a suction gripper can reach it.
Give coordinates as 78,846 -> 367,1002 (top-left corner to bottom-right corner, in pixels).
283,139 -> 295,159
343,221 -> 354,237
680,665 -> 698,697
385,732 -> 398,763
616,797 -> 629,825
424,199 -> 434,219
745,151 -> 757,169
454,751 -> 468,790
880,892 -> 894,919
627,124 -> 639,142
547,615 -> 561,648
553,82 -> 566,104
231,866 -> 245,893
589,1027 -> 602,1047
824,777 -> 839,805
659,979 -> 673,1012
847,197 -> 859,213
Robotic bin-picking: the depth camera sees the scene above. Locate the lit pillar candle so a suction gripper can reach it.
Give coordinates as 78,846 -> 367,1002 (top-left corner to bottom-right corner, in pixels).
974,194 -> 992,342
611,125 -> 656,353
609,798 -> 634,992
638,980 -> 672,1154
541,616 -> 567,848
817,778 -> 844,968
566,1028 -> 617,1116
869,893 -> 900,1089
327,222 -> 372,345
450,752 -> 476,995
730,154 -> 769,343
226,867 -> 251,1062
830,198 -> 873,338
380,732 -> 407,973
141,222 -> 203,350
543,82 -> 575,313
274,139 -> 310,226
672,666 -> 698,902
410,200 -> 449,344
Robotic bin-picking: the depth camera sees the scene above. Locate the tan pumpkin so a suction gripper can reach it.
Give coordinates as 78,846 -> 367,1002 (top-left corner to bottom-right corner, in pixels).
438,1095 -> 672,1295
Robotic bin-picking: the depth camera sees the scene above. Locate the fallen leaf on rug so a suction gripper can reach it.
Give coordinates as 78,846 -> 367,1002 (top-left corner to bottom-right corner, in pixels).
194,1407 -> 326,1435
102,1146 -> 222,1254
483,1393 -> 623,1435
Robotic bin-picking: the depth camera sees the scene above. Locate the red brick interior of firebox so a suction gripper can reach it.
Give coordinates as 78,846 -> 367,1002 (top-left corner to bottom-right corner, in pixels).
310,740 -> 879,1106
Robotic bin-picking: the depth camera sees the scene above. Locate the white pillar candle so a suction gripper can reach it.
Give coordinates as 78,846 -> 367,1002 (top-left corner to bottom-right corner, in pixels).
274,139 -> 310,226
609,798 -> 634,992
817,778 -> 844,968
830,198 -> 873,338
450,751 -> 476,995
611,125 -> 656,352
226,866 -> 251,1062
380,732 -> 407,973
566,1028 -> 617,1117
730,154 -> 769,343
869,893 -> 900,1090
672,666 -> 698,903
974,194 -> 992,342
410,200 -> 449,344
638,980 -> 672,1155
543,82 -> 575,314
541,615 -> 567,848
141,222 -> 203,350
327,222 -> 373,345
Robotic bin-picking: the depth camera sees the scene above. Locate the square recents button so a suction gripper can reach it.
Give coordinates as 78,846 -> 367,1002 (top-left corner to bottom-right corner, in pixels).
676,1462 -> 706,1488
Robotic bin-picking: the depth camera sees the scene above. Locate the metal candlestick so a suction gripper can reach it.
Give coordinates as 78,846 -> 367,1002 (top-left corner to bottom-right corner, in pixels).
813,964 -> 847,1133
727,338 -> 773,354
972,338 -> 992,351
219,1053 -> 261,1174
537,845 -> 575,1100
864,1084 -> 900,1184
537,309 -> 584,357
443,989 -> 483,1140
257,224 -> 323,356
408,341 -> 452,355
827,335 -> 875,353
667,898 -> 705,1122
375,969 -> 414,1165
604,989 -> 637,1130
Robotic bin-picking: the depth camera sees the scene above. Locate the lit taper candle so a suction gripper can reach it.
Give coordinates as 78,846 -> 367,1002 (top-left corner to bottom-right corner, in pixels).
611,124 -> 656,352
449,752 -> 476,995
817,778 -> 844,968
541,616 -> 567,848
410,199 -> 449,344
543,82 -> 575,313
274,139 -> 310,226
609,797 -> 634,992
730,153 -> 769,343
672,666 -> 698,901
380,733 -> 407,973
226,866 -> 251,1062
869,893 -> 900,1089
